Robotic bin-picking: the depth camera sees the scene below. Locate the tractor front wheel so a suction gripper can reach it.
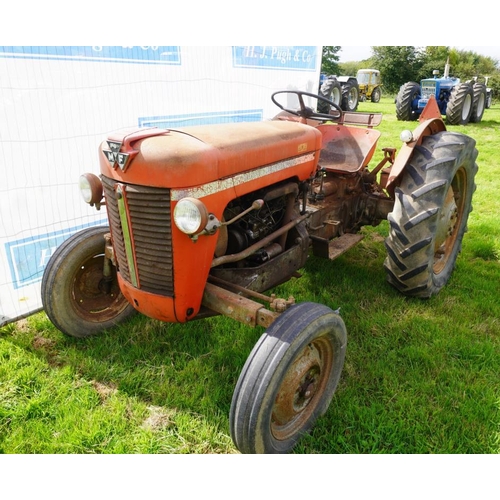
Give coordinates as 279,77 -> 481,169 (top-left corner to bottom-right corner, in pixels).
396,82 -> 420,121
41,226 -> 136,337
384,132 -> 478,298
229,302 -> 347,454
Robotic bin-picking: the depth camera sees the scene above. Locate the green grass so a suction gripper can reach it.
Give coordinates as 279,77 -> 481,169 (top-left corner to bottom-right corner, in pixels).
1,97 -> 499,454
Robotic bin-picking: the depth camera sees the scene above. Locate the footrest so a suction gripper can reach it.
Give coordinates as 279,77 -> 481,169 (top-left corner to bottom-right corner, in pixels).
312,233 -> 364,260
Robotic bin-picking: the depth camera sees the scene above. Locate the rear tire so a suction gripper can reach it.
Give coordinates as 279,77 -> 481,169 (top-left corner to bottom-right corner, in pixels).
371,86 -> 381,103
485,91 -> 492,109
469,83 -> 487,123
384,132 -> 478,298
230,302 -> 347,454
341,81 -> 359,112
318,77 -> 342,114
396,82 -> 420,121
41,226 -> 136,337
446,83 -> 474,125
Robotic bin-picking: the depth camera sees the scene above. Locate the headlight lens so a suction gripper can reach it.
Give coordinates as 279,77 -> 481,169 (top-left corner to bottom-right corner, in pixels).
79,173 -> 103,205
400,130 -> 414,143
173,198 -> 209,235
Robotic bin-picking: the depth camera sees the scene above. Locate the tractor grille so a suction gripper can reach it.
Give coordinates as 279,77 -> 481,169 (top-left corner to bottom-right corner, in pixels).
102,175 -> 174,296
421,81 -> 436,100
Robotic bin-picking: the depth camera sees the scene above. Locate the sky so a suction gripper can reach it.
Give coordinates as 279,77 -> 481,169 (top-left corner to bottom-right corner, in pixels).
338,46 -> 500,63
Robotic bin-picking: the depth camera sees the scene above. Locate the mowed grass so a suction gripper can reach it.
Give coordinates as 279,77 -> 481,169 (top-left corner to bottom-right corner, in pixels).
1,97 -> 499,454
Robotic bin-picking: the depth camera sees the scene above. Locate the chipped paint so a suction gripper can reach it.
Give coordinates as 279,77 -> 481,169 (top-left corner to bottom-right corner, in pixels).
171,153 -> 315,201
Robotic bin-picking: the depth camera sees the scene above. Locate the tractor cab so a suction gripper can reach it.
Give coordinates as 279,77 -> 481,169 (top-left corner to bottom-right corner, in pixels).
356,69 -> 380,86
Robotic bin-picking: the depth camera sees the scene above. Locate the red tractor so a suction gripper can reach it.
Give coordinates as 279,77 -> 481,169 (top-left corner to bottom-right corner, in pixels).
42,90 -> 478,453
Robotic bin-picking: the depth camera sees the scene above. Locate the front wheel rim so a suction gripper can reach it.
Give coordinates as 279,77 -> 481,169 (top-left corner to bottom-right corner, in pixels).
271,336 -> 333,441
72,254 -> 129,323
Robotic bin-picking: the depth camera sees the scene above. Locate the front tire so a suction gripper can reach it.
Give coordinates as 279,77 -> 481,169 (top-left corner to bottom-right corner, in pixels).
396,82 -> 420,121
384,132 -> 478,298
446,83 -> 474,125
230,302 -> 347,454
41,226 -> 136,337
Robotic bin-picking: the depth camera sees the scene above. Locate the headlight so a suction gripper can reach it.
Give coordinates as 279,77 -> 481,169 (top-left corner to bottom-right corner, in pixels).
79,173 -> 103,205
400,130 -> 414,143
173,198 -> 209,235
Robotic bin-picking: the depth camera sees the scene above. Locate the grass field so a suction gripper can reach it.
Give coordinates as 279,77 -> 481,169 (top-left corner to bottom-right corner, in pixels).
1,97 -> 499,455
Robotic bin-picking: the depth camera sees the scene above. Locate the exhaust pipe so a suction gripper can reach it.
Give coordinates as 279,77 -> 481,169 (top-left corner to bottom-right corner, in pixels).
443,57 -> 450,79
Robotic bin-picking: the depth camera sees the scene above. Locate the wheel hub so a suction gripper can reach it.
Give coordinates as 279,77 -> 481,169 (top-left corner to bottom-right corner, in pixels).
271,337 -> 333,441
72,255 -> 126,320
272,344 -> 321,425
435,187 -> 458,249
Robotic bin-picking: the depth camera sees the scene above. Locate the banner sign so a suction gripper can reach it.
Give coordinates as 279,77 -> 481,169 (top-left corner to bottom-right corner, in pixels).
5,221 -> 107,291
0,46 -> 181,65
0,45 -> 322,326
232,46 -> 317,71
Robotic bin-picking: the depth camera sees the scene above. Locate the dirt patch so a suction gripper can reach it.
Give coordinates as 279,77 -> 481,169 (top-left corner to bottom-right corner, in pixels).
142,405 -> 176,431
32,335 -> 56,350
91,380 -> 118,401
370,232 -> 385,243
15,319 -> 31,332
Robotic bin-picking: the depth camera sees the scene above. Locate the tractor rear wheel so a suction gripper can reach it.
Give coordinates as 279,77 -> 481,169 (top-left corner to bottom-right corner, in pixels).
341,80 -> 359,112
41,226 -> 136,337
229,302 -> 347,454
446,83 -> 474,125
486,91 -> 492,109
318,77 -> 342,113
384,132 -> 478,298
371,86 -> 381,103
469,83 -> 487,123
396,82 -> 420,121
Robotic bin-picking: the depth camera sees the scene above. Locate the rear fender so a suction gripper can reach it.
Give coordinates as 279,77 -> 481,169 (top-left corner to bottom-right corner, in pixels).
317,123 -> 381,173
386,96 -> 446,196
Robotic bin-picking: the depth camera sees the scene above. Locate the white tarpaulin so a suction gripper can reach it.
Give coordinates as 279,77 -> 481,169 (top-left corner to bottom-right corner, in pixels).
0,45 -> 322,325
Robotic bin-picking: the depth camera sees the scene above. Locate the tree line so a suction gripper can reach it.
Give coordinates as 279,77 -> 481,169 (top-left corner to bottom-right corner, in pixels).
322,46 -> 500,99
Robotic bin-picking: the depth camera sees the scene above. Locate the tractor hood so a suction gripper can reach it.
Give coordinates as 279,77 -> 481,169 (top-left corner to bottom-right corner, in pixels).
99,121 -> 322,189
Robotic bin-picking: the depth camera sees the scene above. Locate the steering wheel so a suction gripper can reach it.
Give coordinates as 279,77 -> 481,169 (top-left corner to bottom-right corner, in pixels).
272,90 -> 343,121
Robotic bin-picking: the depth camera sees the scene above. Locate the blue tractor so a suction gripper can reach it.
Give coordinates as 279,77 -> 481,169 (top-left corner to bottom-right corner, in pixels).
395,59 -> 487,125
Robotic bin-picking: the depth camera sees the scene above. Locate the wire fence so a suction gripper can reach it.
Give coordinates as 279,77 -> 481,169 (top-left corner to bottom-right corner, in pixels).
0,45 -> 321,325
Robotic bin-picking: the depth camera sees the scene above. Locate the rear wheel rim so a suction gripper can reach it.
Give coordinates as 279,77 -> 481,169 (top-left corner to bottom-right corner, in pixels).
462,94 -> 472,121
433,166 -> 467,274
